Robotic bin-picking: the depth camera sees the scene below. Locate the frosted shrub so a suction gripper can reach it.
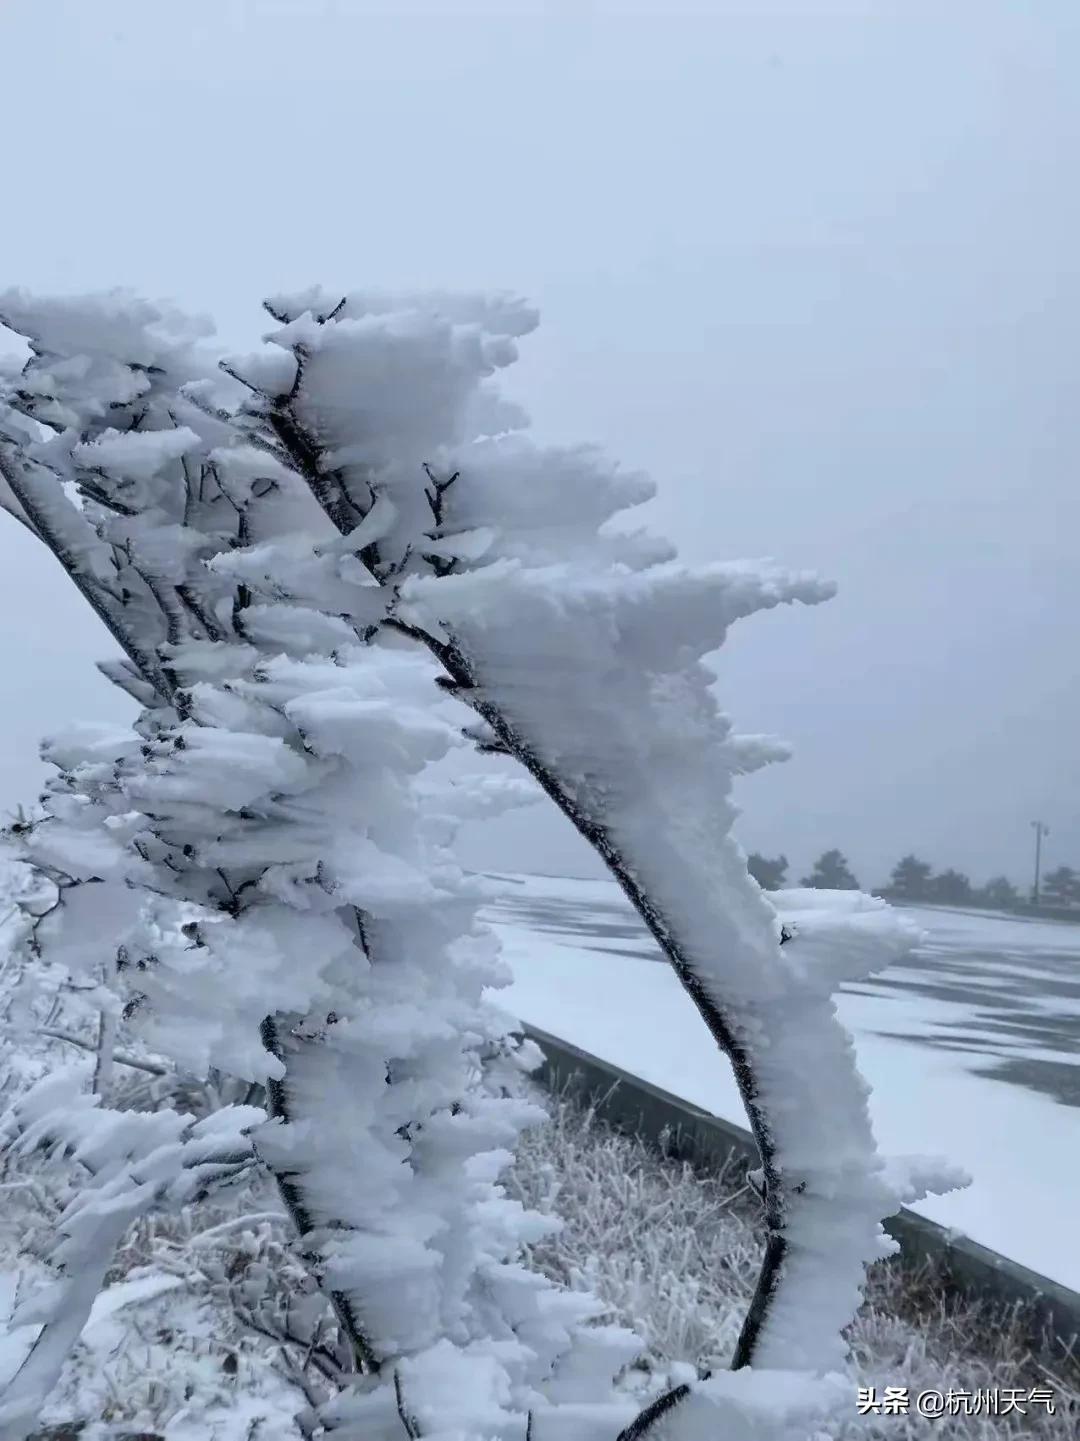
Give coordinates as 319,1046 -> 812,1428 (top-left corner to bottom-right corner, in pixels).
0,287 -> 967,1440
0,294 -> 638,1440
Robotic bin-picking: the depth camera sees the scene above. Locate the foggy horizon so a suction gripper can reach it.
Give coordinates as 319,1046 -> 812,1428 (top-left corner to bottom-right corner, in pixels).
2,0 -> 1077,891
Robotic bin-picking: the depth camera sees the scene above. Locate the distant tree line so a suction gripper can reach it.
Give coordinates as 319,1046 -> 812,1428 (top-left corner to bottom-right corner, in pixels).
882,854 -> 1080,910
747,849 -> 1080,912
747,849 -> 860,892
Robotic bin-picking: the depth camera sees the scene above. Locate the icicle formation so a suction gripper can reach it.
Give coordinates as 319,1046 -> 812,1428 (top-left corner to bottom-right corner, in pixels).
216,289 -> 969,1436
0,293 -> 640,1440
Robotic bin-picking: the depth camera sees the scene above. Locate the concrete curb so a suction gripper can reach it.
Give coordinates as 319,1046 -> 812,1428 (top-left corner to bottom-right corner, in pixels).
522,1022 -> 1080,1360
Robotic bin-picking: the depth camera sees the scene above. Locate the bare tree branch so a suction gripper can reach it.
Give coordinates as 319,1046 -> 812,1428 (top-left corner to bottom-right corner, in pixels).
393,1369 -> 421,1439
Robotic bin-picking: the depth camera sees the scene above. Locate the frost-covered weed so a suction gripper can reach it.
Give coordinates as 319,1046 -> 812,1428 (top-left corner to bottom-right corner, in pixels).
6,1073 -> 1072,1441
509,1092 -> 1080,1440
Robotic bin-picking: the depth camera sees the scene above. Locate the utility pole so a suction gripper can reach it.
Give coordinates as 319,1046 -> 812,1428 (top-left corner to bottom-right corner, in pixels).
1031,820 -> 1049,905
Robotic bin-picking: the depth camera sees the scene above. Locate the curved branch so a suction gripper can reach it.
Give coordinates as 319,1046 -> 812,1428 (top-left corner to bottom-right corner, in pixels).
616,1382 -> 692,1440
267,397 -> 789,1373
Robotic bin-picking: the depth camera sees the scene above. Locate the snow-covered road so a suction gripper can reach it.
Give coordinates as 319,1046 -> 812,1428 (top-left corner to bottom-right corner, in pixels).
480,871 -> 1080,1294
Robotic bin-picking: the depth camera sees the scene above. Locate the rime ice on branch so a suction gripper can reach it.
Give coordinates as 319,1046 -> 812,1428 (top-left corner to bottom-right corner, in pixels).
0,286 -> 967,1440
0,292 -> 638,1440
226,288 -> 968,1434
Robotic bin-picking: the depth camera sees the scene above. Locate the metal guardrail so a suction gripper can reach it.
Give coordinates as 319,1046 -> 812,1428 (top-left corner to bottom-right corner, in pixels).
523,1023 -> 1080,1361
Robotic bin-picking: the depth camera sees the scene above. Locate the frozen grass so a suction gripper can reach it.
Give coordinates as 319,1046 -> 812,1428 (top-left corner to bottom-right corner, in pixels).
507,1086 -> 1080,1439
3,1150 -> 312,1441
6,1039 -> 1079,1438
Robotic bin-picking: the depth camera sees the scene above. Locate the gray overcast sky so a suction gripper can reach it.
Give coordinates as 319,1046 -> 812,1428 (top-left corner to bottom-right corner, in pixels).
1,0 -> 1078,889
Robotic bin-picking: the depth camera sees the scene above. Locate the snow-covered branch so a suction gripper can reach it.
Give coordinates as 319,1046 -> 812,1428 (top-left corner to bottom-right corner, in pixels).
0,286 -> 970,1439
231,289 -> 967,1428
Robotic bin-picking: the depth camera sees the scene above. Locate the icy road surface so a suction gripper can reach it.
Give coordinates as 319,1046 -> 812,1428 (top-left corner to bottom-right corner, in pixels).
481,871 -> 1080,1294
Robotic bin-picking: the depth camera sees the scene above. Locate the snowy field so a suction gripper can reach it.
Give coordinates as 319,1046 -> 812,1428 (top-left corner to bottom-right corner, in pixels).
481,872 -> 1080,1296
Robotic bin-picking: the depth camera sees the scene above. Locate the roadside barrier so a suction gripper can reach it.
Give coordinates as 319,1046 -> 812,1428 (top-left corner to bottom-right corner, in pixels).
523,1022 -> 1080,1363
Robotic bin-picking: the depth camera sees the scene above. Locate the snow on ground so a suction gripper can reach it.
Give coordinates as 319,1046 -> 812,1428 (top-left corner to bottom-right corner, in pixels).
480,872 -> 1080,1296
0,1170 -> 311,1440
0,1111 -> 309,1440
0,938 -> 312,1440
1,875 -> 1076,1436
